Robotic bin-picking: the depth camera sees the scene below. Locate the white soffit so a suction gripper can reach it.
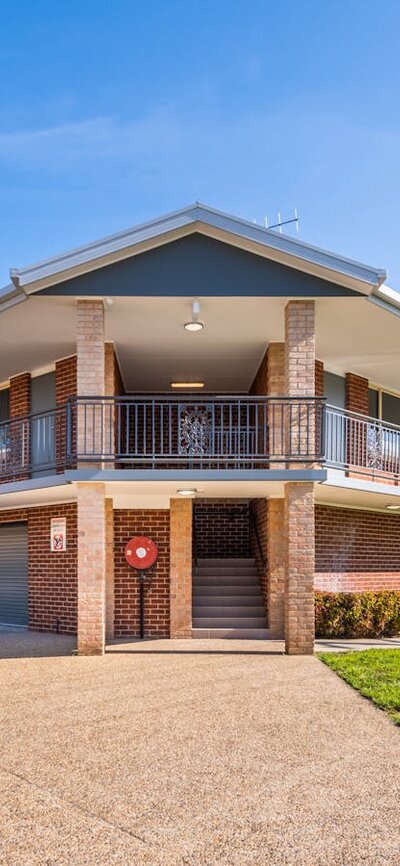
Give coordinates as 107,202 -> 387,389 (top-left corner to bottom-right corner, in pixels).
0,294 -> 399,392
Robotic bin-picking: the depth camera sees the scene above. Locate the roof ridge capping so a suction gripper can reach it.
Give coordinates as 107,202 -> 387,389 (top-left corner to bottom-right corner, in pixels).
9,201 -> 387,292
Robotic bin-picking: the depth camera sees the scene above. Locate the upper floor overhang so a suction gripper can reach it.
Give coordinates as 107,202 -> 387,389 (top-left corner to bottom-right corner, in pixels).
4,202 -> 388,302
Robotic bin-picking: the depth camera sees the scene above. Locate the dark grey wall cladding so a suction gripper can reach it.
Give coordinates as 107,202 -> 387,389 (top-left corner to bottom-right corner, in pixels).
38,233 -> 360,298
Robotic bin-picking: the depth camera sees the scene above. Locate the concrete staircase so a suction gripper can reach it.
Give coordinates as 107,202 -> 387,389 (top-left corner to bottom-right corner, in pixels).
192,557 -> 269,639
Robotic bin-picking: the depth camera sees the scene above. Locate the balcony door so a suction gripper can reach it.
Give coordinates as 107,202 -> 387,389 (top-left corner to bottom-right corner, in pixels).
31,372 -> 56,476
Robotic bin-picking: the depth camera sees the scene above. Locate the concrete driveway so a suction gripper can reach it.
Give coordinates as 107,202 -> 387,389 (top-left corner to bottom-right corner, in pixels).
0,634 -> 399,865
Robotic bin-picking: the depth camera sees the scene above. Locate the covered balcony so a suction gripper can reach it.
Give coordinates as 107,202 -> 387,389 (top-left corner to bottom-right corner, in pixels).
1,396 -> 400,482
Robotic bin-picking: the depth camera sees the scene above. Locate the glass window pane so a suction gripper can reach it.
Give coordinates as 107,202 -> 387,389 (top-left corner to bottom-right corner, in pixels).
368,389 -> 378,419
382,393 -> 400,426
324,372 -> 345,408
0,388 -> 9,423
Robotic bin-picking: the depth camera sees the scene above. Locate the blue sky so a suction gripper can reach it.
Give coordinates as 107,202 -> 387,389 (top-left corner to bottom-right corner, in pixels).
1,1 -> 399,286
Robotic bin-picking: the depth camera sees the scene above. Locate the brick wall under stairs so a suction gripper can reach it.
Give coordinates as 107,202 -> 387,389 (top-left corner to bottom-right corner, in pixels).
192,557 -> 269,639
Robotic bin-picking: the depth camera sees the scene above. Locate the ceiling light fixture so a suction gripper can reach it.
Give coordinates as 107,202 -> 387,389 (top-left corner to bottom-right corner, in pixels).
177,489 -> 197,497
170,381 -> 205,389
386,504 -> 400,511
184,299 -> 204,332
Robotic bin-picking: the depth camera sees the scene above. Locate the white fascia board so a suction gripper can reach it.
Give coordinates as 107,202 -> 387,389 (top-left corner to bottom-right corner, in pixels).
10,203 -> 387,294
0,282 -> 27,312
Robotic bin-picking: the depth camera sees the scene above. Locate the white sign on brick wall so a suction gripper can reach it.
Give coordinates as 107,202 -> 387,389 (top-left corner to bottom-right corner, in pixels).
50,518 -> 66,552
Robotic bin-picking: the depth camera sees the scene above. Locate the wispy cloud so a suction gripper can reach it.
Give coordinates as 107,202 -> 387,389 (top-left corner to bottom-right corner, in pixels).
0,109 -> 183,168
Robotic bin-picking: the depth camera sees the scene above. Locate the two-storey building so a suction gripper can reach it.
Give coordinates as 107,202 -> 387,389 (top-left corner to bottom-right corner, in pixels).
0,203 -> 399,654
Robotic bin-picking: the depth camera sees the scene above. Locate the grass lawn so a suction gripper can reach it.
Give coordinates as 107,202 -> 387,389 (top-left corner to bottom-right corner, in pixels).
318,649 -> 400,726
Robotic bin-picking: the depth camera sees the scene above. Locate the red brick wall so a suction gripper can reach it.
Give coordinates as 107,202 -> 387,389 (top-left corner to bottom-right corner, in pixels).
194,501 -> 250,557
315,360 -> 324,397
114,509 -> 170,637
315,504 -> 400,592
9,372 -> 31,418
345,372 -> 369,415
0,504 -> 77,634
56,355 -> 77,404
249,498 -> 268,603
250,347 -> 268,394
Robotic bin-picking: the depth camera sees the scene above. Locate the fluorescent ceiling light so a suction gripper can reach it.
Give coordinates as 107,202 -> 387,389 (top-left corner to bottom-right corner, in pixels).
386,504 -> 400,510
170,381 -> 205,389
177,489 -> 197,497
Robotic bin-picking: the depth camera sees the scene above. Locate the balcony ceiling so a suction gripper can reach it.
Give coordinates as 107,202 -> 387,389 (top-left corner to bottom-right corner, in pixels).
0,294 -> 399,393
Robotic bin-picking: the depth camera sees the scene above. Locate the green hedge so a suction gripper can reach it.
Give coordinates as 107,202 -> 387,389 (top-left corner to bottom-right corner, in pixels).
315,591 -> 400,639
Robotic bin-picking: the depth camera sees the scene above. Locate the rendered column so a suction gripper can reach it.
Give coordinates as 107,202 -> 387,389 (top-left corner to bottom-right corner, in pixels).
77,482 -> 107,655
170,498 -> 193,638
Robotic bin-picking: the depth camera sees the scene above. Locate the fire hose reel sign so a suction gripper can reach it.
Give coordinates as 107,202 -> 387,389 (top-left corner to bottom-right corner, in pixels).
124,536 -> 158,570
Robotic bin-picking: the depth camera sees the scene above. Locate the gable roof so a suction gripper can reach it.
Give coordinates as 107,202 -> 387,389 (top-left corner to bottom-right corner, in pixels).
0,202 -> 392,311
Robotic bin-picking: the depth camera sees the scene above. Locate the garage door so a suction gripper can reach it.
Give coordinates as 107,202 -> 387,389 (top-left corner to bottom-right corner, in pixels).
0,523 -> 28,626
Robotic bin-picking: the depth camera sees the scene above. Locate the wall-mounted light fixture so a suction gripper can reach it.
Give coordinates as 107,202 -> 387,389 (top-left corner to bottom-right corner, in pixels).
184,299 -> 204,331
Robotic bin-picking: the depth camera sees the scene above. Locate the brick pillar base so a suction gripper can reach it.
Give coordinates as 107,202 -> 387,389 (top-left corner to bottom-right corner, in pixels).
267,499 -> 285,639
170,498 -> 192,638
77,483 -> 106,655
284,482 -> 315,655
105,498 -> 114,641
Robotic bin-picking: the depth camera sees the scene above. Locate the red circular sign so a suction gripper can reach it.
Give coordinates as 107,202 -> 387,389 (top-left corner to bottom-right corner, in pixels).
124,536 -> 158,570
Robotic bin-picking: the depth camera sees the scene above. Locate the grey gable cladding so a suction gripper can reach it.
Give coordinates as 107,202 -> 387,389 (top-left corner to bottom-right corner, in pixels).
37,233 -> 359,298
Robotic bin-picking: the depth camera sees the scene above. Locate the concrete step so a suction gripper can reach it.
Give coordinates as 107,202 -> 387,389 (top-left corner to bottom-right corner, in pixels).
193,605 -> 265,618
192,627 -> 271,639
193,575 -> 260,587
193,595 -> 264,607
196,557 -> 256,567
192,616 -> 268,628
193,585 -> 262,597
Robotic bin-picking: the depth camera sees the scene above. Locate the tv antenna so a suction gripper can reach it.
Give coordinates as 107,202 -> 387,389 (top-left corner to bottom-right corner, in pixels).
263,208 -> 299,234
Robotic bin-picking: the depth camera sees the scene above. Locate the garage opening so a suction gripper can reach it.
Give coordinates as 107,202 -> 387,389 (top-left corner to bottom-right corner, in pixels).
0,523 -> 28,627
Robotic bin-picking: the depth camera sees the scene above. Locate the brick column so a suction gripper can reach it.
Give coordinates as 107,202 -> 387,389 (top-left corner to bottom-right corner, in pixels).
105,498 -> 114,641
55,355 -> 77,469
104,342 -> 116,466
315,360 -> 324,397
285,300 -> 316,460
9,372 -> 31,479
170,498 -> 192,638
284,301 -> 316,655
284,482 -> 315,654
77,482 -> 106,655
345,372 -> 369,415
251,343 -> 285,463
267,499 -> 285,639
76,300 -> 105,462
345,373 -> 369,476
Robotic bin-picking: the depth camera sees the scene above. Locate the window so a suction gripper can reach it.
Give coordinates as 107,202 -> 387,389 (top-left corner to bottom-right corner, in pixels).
368,386 -> 400,426
324,372 -> 345,409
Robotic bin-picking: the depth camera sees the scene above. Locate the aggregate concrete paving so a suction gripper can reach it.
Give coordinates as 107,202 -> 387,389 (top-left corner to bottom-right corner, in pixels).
0,633 -> 399,865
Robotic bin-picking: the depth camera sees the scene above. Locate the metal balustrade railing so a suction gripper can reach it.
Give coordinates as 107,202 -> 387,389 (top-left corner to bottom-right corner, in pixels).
325,405 -> 400,479
0,395 -> 325,478
68,395 -> 325,468
3,398 -> 399,480
0,405 -> 68,478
